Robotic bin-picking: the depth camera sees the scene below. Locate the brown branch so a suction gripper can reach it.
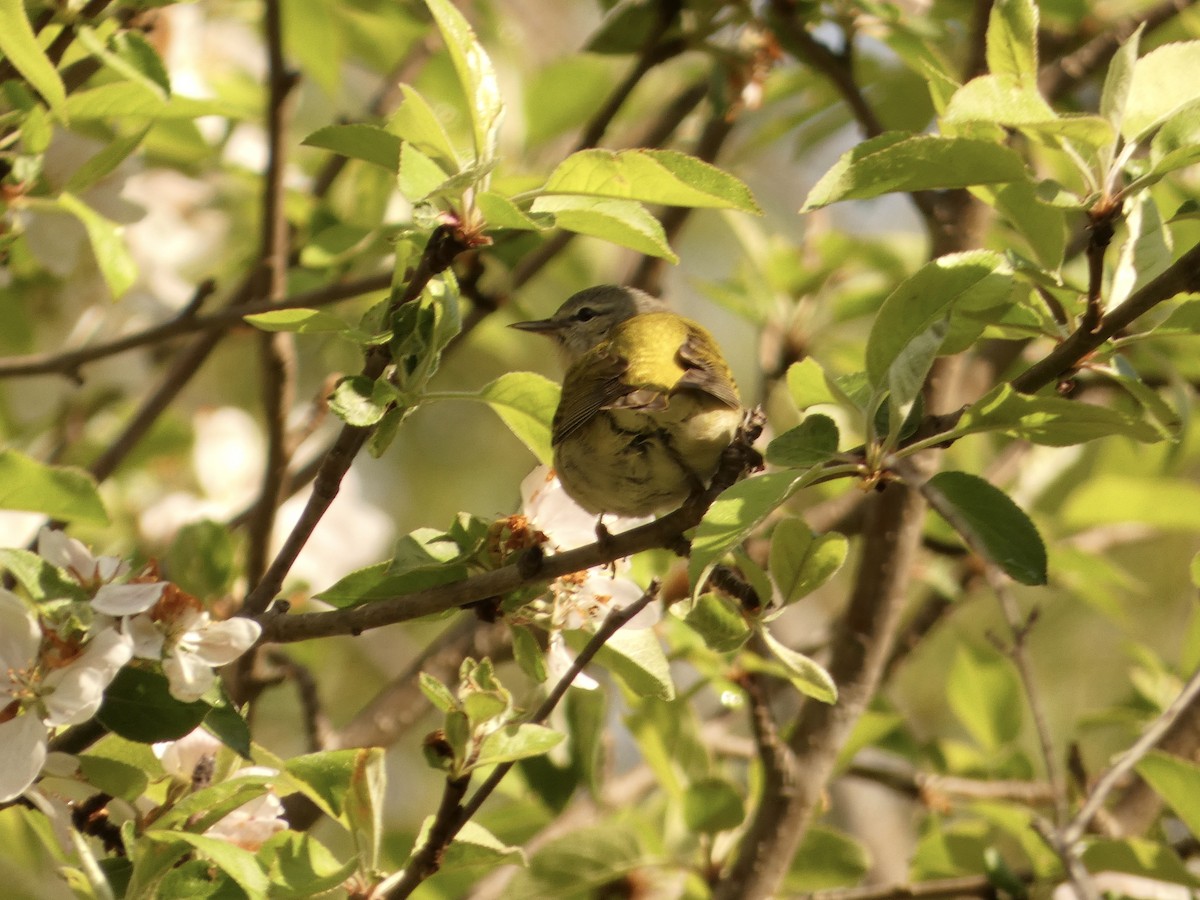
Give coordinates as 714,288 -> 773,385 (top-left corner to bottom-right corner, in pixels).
714,480 -> 931,899
1038,0 -> 1197,102
766,0 -> 884,139
263,650 -> 334,753
846,752 -> 1056,806
1011,239 -> 1200,395
253,429 -> 763,643
241,226 -> 472,616
245,0 -> 301,591
0,272 -> 391,380
382,584 -> 660,899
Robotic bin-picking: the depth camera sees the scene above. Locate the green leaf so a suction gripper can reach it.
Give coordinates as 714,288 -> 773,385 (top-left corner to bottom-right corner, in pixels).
0,549 -> 87,602
785,826 -> 872,891
387,84 -> 459,170
423,0 -> 503,164
0,0 -> 67,117
991,180 -> 1067,270
0,449 -> 108,524
947,384 -> 1160,446
244,307 -> 349,334
74,25 -> 168,99
55,192 -> 139,299
1147,100 -> 1200,180
1111,193 -> 1173,309
78,755 -> 148,803
398,141 -> 452,201
532,195 -> 678,261
476,371 -> 560,465
328,374 -> 393,427
802,133 -> 1026,210
761,629 -> 838,703
302,123 -> 402,171
63,82 -> 232,120
512,826 -> 646,895
346,746 -> 385,874
1081,839 -> 1200,888
261,832 -> 360,899
766,415 -> 840,468
543,149 -> 760,212
680,593 -> 751,653
165,520 -> 235,598
786,358 -> 840,410
946,643 -> 1022,750
866,251 -> 1011,390
925,470 -> 1047,585
283,749 -> 364,822
64,127 -> 151,194
474,723 -> 565,768
203,701 -> 252,760
683,777 -> 745,834
97,668 -> 210,743
1136,751 -> 1200,839
143,832 -> 268,898
1100,25 -> 1141,136
688,472 -> 807,597
478,191 -> 543,230
566,627 -> 674,700
436,819 -> 526,871
768,519 -> 848,605
1123,41 -> 1200,140
986,0 -> 1038,87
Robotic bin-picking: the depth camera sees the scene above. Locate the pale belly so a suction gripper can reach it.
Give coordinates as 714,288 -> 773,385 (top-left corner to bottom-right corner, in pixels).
553,404 -> 741,517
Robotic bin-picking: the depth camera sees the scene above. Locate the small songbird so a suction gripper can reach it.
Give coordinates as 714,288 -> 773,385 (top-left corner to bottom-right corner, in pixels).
511,285 -> 743,517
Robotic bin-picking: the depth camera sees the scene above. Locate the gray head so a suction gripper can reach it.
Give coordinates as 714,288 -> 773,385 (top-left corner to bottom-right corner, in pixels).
510,285 -> 667,360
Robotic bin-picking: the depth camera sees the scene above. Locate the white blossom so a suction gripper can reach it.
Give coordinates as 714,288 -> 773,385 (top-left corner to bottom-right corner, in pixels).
0,589 -> 132,802
154,729 -> 287,850
128,587 -> 260,702
37,527 -> 167,616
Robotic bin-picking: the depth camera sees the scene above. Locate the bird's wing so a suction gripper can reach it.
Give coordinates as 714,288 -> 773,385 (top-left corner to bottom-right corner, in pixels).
673,327 -> 741,409
552,348 -> 638,445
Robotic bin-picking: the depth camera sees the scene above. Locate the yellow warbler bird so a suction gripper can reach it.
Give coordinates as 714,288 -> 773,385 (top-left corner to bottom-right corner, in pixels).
511,285 -> 742,517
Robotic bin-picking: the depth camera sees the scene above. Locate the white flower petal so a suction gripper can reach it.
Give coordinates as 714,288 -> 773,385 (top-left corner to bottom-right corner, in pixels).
37,528 -> 94,576
154,727 -> 222,780
163,652 -> 215,702
92,581 -> 166,616
547,632 -> 598,691
191,618 -> 261,666
0,713 -> 48,801
128,614 -> 166,659
0,588 -> 40,671
41,628 -> 132,726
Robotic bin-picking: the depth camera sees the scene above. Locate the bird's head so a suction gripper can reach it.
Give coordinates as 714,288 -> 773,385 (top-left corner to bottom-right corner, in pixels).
510,284 -> 666,361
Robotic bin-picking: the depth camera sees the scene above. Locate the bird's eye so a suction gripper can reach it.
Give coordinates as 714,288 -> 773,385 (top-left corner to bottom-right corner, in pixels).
575,307 -> 598,322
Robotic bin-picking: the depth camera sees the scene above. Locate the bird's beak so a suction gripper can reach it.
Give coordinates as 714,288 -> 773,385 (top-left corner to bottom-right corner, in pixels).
509,318 -> 561,335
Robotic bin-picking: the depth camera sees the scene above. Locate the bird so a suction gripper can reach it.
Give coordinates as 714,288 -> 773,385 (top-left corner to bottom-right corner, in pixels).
511,285 -> 743,517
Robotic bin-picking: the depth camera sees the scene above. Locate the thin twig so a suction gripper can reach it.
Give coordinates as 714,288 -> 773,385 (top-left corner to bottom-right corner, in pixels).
245,0 -> 301,590
0,272 -> 392,380
252,425 -> 764,642
241,226 -> 472,616
987,574 -> 1071,826
1063,661 -> 1200,846
382,584 -> 660,899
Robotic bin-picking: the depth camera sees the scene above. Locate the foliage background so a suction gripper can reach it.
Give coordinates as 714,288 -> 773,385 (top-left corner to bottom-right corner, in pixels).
2,0 -> 1200,898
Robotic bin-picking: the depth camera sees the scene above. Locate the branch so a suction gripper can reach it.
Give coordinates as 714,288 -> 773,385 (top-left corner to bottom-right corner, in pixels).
1038,0 -> 1198,101
0,272 -> 392,380
254,425 -> 763,641
1062,661 -> 1200,847
246,0 -> 301,591
381,585 -> 660,899
240,226 -> 472,616
1011,239 -> 1200,395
